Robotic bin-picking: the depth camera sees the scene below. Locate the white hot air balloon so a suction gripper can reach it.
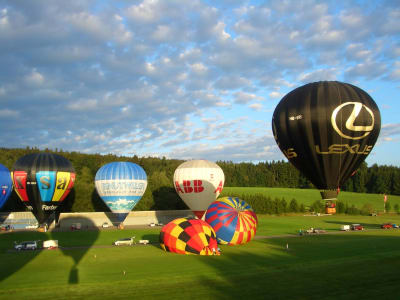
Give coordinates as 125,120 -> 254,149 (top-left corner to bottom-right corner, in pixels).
173,160 -> 224,219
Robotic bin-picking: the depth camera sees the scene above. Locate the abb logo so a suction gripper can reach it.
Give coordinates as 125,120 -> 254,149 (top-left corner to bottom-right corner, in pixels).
175,180 -> 223,194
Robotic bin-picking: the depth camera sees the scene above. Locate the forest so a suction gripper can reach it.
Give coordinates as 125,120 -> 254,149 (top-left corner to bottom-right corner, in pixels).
1,147 -> 399,213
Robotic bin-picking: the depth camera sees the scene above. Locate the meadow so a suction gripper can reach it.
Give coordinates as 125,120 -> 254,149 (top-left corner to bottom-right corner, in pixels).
222,187 -> 400,212
1,214 -> 400,299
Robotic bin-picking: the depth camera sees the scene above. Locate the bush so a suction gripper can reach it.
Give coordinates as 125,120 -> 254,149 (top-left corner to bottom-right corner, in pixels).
346,204 -> 360,215
360,203 -> 374,215
310,200 -> 324,213
336,201 -> 346,214
385,201 -> 391,213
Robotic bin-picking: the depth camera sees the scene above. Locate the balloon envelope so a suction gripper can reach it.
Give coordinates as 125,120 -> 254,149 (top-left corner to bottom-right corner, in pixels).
12,153 -> 75,224
205,197 -> 258,245
95,162 -> 147,222
160,217 -> 219,255
173,160 -> 224,219
0,164 -> 13,209
272,81 -> 381,199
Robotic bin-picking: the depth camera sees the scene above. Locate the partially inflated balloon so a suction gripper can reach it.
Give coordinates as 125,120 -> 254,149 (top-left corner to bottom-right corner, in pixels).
160,217 -> 219,255
272,81 -> 381,201
12,153 -> 76,224
0,164 -> 12,209
173,160 -> 224,219
205,197 -> 258,245
95,162 -> 147,223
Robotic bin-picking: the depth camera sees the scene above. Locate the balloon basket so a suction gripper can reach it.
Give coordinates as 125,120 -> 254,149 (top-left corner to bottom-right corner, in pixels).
118,223 -> 125,230
325,207 -> 336,214
325,200 -> 336,214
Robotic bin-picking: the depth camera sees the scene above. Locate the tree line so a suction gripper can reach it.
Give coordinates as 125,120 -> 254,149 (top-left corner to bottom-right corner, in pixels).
0,147 -> 399,213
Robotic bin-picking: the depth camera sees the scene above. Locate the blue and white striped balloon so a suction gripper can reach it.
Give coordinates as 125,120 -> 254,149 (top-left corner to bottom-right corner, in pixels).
95,162 -> 147,222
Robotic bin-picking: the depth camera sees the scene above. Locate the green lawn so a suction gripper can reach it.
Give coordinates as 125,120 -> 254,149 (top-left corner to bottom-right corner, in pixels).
1,214 -> 400,299
222,187 -> 400,212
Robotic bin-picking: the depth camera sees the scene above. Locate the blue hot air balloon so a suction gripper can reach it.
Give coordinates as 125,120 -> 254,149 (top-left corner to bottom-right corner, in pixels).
0,163 -> 12,209
95,162 -> 147,224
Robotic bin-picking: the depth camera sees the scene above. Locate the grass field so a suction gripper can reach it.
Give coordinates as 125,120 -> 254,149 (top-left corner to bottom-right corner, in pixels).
1,214 -> 400,299
222,187 -> 400,212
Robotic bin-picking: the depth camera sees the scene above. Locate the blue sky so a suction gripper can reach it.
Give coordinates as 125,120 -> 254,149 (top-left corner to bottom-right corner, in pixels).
0,0 -> 399,166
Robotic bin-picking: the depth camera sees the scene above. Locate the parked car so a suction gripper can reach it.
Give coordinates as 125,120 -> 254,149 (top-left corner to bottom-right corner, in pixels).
14,241 -> 37,251
381,223 -> 393,229
113,237 -> 135,246
351,224 -> 364,231
102,222 -> 110,228
70,223 -> 81,230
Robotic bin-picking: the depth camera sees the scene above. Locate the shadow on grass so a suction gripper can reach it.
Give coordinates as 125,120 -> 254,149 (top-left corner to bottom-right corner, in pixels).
142,233 -> 162,249
194,233 -> 400,299
51,217 -> 99,284
0,231 -> 48,282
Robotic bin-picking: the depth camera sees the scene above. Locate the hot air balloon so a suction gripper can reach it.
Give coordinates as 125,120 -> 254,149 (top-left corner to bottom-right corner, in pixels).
160,217 -> 219,255
173,160 -> 224,219
0,163 -> 12,210
272,81 -> 381,213
95,162 -> 147,226
205,197 -> 258,245
12,153 -> 76,225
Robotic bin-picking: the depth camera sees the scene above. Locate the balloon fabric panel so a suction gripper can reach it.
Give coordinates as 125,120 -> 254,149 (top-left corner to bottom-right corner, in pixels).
51,172 -> 73,202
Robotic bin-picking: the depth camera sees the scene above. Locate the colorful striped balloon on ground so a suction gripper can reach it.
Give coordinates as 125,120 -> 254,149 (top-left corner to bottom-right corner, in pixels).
205,197 -> 258,245
160,217 -> 219,255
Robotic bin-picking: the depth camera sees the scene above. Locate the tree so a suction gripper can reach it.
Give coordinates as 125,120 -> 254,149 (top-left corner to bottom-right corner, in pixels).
289,198 -> 299,212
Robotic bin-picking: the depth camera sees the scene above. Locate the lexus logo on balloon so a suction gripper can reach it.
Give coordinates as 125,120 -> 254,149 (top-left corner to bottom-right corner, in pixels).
331,102 -> 375,140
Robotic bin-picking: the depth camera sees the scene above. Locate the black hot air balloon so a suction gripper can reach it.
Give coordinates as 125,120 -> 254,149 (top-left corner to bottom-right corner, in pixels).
272,81 -> 381,212
12,152 -> 76,225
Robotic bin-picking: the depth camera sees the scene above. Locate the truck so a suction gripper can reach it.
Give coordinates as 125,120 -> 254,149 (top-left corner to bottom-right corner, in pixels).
43,240 -> 58,249
340,225 -> 350,231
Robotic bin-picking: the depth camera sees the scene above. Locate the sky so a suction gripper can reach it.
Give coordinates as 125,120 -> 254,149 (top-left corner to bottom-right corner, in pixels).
0,0 -> 399,167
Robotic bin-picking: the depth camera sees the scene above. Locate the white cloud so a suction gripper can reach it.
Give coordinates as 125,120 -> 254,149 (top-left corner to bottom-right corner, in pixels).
297,68 -> 339,83
234,91 -> 263,104
0,109 -> 19,118
269,91 -> 282,99
24,69 -> 44,86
